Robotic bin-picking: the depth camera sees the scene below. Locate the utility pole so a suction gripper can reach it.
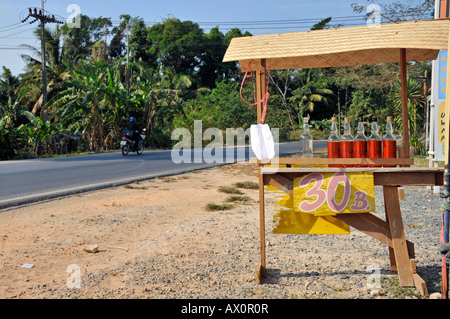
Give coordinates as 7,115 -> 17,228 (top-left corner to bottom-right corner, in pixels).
21,1 -> 63,121
40,0 -> 47,121
104,23 -> 108,60
126,20 -> 130,91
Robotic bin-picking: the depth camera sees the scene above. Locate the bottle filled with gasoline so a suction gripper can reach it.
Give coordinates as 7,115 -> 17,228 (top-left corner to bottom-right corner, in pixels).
368,117 -> 382,167
328,117 -> 341,167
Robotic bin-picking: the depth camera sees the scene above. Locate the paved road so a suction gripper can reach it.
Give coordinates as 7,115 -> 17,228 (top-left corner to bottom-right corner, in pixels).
0,141 -> 327,210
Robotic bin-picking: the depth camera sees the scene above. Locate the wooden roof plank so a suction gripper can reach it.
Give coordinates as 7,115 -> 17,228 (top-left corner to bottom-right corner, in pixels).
223,19 -> 450,70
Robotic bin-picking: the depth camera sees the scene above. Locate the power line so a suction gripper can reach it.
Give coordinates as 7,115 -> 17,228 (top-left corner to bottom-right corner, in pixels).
0,24 -> 32,35
0,27 -> 37,39
0,22 -> 23,30
0,14 -> 432,45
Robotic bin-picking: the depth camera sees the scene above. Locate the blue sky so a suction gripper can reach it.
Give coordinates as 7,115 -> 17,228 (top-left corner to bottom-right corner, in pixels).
0,0 -> 380,75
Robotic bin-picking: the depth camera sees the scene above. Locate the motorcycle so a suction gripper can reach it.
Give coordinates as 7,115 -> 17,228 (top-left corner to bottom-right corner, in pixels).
121,129 -> 146,156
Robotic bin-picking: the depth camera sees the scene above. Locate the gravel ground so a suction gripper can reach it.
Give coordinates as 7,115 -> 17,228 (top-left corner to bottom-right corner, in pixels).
0,162 -> 446,300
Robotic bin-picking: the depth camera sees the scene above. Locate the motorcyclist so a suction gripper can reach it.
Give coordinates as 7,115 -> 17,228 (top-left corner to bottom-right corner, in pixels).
124,117 -> 141,150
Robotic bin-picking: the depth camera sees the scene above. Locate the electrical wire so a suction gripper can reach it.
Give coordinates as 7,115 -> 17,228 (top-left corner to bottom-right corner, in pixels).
0,23 -> 35,34
0,27 -> 37,39
0,13 -> 432,44
0,22 -> 22,30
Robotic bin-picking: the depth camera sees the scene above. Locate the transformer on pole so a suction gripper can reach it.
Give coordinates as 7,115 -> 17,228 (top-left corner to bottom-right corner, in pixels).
20,1 -> 64,121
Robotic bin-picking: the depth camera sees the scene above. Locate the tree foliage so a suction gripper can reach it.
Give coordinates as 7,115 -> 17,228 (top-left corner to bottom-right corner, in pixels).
0,2 -> 434,159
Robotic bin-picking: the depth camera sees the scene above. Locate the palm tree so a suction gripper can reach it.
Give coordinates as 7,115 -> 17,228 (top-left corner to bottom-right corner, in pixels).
388,76 -> 425,154
0,67 -> 20,105
289,69 -> 334,121
18,25 -> 70,117
159,67 -> 192,97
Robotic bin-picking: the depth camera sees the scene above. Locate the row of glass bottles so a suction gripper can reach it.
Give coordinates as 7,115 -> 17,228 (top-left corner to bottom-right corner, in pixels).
327,116 -> 397,167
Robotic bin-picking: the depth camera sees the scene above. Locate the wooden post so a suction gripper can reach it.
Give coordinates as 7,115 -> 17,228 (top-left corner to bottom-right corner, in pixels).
256,59 -> 267,124
256,59 -> 267,281
256,164 -> 266,282
400,48 -> 410,159
384,192 -> 397,271
384,185 -> 414,286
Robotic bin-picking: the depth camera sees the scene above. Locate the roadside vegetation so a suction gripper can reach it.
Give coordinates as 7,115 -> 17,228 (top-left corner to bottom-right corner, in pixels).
0,1 -> 434,160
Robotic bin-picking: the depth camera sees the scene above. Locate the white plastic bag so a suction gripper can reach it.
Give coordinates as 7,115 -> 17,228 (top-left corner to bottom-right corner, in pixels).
250,124 -> 275,161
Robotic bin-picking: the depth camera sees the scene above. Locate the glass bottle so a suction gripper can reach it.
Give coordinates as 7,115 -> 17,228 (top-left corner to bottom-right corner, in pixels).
299,117 -> 313,158
383,116 -> 397,167
340,117 -> 354,167
368,117 -> 382,167
327,117 -> 340,167
354,117 -> 368,167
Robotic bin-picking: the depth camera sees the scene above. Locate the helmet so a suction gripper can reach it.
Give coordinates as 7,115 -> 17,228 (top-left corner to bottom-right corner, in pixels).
130,117 -> 136,122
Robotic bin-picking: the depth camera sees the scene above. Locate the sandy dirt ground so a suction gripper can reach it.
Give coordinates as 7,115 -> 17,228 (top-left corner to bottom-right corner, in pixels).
0,161 -> 263,299
0,158 -> 444,299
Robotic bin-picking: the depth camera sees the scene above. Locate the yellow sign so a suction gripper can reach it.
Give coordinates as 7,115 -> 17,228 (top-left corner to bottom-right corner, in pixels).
271,186 -> 350,235
270,172 -> 375,235
293,172 -> 375,216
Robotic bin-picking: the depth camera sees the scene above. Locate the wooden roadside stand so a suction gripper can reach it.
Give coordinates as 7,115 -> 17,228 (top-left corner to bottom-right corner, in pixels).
223,18 -> 450,297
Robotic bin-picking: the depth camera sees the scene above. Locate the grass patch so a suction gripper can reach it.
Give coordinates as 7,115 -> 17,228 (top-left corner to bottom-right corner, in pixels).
218,186 -> 244,194
318,280 -> 345,293
123,185 -> 148,190
234,181 -> 259,189
226,195 -> 251,203
381,277 -> 422,299
412,155 -> 444,168
205,203 -> 235,211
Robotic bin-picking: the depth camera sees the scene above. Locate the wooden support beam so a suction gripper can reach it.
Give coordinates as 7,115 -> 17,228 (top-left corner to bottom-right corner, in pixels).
256,59 -> 266,124
262,169 -> 443,187
263,174 -> 293,196
384,185 -> 414,286
256,60 -> 268,283
257,164 -> 266,281
400,48 -> 410,159
373,172 -> 444,186
257,157 -> 414,166
411,259 -> 429,297
384,190 -> 397,271
335,213 -> 414,259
